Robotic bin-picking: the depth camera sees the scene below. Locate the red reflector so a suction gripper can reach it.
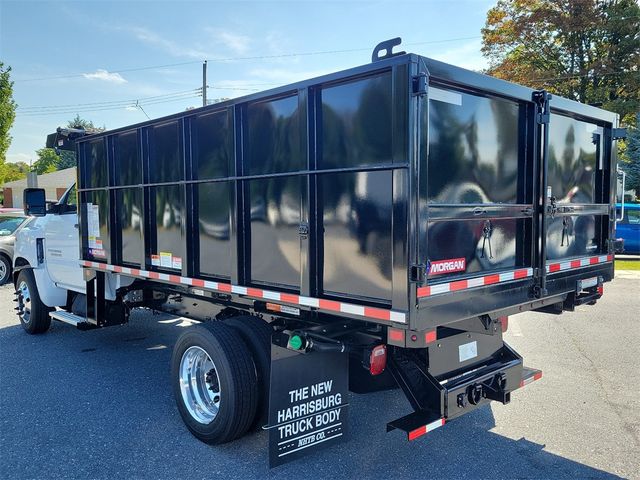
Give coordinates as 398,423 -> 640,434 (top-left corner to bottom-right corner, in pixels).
369,344 -> 387,376
498,316 -> 509,332
597,285 -> 604,296
408,426 -> 427,441
388,328 -> 405,343
425,330 -> 437,344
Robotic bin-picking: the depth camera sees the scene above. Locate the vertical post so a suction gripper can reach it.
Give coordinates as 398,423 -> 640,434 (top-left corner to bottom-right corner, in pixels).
202,60 -> 207,107
27,172 -> 38,187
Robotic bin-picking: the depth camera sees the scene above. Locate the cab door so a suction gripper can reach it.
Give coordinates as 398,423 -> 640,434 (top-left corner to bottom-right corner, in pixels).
44,184 -> 84,291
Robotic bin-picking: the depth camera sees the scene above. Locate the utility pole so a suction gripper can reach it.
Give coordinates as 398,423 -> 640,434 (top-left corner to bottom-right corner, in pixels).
202,60 -> 207,107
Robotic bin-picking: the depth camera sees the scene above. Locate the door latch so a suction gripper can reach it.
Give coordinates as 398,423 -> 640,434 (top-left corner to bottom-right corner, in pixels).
298,222 -> 309,239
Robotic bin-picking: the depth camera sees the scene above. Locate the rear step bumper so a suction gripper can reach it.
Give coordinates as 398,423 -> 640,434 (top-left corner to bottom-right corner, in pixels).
387,344 -> 542,441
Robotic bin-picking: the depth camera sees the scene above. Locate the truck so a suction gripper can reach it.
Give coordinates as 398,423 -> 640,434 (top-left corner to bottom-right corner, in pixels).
14,38 -> 626,466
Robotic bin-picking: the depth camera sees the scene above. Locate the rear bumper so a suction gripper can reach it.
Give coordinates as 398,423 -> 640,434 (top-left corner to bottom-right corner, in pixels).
387,343 -> 543,441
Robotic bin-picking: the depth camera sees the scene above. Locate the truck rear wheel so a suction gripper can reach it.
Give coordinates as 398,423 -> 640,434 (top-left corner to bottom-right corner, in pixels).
171,322 -> 258,444
223,315 -> 273,428
16,269 -> 52,334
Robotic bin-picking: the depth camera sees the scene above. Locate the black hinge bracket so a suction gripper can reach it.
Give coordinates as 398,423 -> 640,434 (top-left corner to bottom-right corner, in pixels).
612,128 -> 627,140
410,264 -> 427,282
532,90 -> 552,125
412,73 -> 428,96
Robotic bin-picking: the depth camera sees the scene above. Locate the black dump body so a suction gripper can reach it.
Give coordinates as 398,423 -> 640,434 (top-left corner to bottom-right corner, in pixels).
75,52 -> 620,339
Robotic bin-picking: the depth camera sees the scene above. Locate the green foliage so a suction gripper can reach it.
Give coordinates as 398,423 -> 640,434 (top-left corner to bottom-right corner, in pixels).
67,114 -> 105,133
0,161 -> 29,182
56,150 -> 77,170
482,0 -> 640,127
33,148 -> 60,175
620,116 -> 640,196
0,62 -> 17,164
27,116 -> 104,176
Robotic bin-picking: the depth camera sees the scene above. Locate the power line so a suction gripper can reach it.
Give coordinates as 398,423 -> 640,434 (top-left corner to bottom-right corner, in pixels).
18,89 -> 202,111
18,85 -> 262,114
14,61 -> 203,83
12,36 -> 482,83
18,93 -> 203,117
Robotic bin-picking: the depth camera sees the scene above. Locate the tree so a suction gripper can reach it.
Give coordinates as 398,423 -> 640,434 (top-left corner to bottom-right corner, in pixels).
0,62 -> 17,164
0,161 -> 29,182
620,116 -> 640,197
67,114 -> 105,133
481,0 -> 640,127
32,115 -> 105,173
32,148 -> 59,175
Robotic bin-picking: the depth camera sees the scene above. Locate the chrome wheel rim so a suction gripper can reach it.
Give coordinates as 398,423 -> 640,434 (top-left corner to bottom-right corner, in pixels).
0,261 -> 7,282
18,280 -> 31,324
179,346 -> 221,424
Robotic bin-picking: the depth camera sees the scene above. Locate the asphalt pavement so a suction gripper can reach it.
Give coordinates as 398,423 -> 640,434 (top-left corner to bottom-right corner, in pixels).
0,276 -> 638,479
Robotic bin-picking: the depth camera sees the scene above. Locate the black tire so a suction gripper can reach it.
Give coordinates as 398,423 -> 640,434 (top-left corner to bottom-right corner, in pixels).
171,322 -> 258,444
0,255 -> 11,285
223,315 -> 273,428
16,269 -> 52,334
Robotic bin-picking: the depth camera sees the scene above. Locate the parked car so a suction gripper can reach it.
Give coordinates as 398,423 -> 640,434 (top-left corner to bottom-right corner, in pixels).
616,203 -> 640,254
0,212 -> 32,284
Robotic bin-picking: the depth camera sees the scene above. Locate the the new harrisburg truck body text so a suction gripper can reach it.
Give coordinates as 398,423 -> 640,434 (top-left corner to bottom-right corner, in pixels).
14,39 -> 625,466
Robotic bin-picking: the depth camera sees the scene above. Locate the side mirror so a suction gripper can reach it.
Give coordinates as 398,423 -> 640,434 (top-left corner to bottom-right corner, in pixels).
23,188 -> 47,217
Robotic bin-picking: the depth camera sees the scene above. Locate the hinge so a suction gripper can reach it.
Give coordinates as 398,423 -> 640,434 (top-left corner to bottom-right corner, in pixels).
412,73 -> 428,96
532,90 -> 552,125
546,196 -> 558,218
612,128 -> 627,140
410,264 -> 427,282
298,222 -> 309,238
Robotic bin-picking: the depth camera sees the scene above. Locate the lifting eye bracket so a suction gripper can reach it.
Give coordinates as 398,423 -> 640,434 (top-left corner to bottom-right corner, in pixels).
372,37 -> 406,63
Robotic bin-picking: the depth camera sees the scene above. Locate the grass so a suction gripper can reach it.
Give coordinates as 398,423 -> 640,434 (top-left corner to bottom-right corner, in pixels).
615,259 -> 640,271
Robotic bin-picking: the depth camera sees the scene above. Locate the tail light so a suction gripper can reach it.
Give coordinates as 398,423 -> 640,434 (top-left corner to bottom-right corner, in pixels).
597,285 -> 604,296
369,344 -> 387,376
498,316 -> 509,332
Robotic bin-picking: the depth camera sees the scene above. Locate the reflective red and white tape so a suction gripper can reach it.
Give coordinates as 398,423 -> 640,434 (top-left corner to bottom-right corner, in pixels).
546,254 -> 613,274
417,268 -> 534,298
80,261 -> 407,324
520,371 -> 543,388
408,418 -> 446,441
418,254 -> 614,298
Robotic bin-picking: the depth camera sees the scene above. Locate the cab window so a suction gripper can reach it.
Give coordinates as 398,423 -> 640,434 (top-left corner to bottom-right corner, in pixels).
56,184 -> 77,214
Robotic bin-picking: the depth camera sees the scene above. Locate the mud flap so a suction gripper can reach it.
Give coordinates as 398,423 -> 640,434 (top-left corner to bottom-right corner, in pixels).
267,344 -> 349,467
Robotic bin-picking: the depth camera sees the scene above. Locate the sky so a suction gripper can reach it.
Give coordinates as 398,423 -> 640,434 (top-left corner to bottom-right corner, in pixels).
1,0 -> 495,165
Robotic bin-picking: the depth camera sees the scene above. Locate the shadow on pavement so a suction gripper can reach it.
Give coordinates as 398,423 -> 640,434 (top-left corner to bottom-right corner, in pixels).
0,312 -> 623,479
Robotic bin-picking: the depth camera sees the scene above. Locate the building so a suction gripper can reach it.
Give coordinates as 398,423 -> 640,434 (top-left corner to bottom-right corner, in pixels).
2,167 -> 77,208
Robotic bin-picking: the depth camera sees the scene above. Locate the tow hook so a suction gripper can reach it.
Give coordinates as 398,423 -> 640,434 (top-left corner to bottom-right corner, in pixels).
468,384 -> 483,405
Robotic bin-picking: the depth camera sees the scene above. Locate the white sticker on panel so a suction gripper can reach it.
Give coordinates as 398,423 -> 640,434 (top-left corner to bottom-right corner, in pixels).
459,341 -> 478,363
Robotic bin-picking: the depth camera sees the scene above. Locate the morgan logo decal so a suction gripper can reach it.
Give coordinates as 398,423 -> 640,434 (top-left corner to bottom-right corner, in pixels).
429,258 -> 466,275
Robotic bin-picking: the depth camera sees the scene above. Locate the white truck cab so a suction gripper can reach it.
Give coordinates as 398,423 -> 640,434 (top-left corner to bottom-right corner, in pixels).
13,183 -> 133,333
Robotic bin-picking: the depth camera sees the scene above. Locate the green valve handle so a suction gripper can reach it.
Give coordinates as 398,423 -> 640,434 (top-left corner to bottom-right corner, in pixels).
288,334 -> 305,351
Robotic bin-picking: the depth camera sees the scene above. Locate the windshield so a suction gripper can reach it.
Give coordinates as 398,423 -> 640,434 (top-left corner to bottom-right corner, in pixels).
0,216 -> 26,236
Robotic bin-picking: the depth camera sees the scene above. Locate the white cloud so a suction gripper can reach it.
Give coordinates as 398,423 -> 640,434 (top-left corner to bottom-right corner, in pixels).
125,105 -> 139,112
207,29 -> 251,55
83,69 -> 127,84
128,26 -> 208,59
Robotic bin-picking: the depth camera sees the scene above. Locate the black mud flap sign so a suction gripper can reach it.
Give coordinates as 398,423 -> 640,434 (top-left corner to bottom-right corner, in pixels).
268,344 -> 349,467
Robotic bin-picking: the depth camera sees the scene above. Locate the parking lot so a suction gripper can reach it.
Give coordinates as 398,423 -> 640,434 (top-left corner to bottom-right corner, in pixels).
0,275 -> 638,479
